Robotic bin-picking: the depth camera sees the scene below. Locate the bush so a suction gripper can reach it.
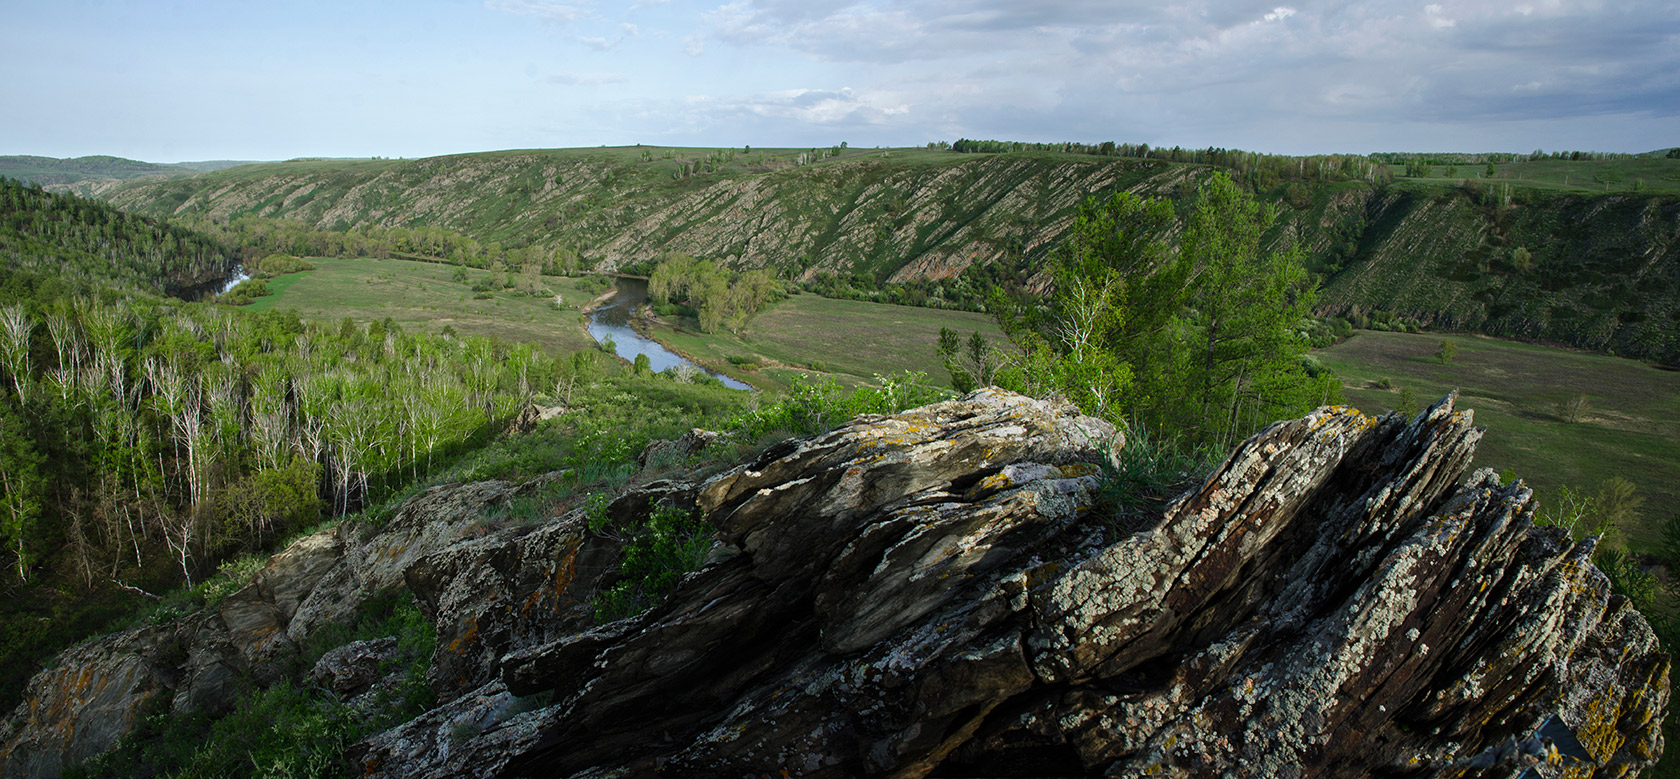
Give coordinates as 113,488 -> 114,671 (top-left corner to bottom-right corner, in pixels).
728,371 -> 951,440
72,590 -> 436,779
216,278 -> 270,305
592,505 -> 713,622
251,254 -> 314,277
727,354 -> 763,370
1558,394 -> 1592,423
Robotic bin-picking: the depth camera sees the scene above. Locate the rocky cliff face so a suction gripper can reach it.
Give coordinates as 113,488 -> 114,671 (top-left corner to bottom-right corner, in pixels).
1,389 -> 1668,777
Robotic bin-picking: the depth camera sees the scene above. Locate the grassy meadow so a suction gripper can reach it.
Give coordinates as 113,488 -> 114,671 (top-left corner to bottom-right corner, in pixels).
1389,155 -> 1680,194
235,256 -> 1005,392
643,292 -> 1007,392
245,257 -> 604,354
1315,330 -> 1680,550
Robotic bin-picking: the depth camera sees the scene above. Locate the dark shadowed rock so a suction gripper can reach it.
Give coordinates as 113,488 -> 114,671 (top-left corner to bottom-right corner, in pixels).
638,428 -> 719,470
354,389 -> 1667,778
311,637 -> 401,699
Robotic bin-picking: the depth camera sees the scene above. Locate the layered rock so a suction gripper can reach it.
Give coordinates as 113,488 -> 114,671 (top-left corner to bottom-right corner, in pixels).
3,389 -> 1669,778
353,389 -> 1667,777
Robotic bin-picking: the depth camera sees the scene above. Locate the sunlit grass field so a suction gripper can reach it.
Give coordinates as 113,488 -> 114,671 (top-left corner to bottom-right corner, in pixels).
1315,330 -> 1680,550
643,293 -> 1007,392
246,256 -> 603,354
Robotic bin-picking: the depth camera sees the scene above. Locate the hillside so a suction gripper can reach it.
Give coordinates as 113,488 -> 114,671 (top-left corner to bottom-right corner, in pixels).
1294,183 -> 1680,362
94,148 -> 1197,283
0,177 -> 234,296
93,148 -> 1680,363
0,155 -> 258,193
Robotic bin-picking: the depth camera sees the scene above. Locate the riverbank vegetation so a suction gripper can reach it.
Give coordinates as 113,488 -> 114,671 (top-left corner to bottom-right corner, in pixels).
645,253 -> 783,333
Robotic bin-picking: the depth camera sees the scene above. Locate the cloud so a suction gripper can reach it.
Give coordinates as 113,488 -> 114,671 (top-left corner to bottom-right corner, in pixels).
483,0 -> 592,23
686,0 -> 1679,136
683,34 -> 705,56
1424,4 -> 1456,29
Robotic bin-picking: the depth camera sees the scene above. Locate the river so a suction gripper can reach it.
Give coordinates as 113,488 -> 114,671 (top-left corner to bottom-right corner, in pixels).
586,278 -> 754,391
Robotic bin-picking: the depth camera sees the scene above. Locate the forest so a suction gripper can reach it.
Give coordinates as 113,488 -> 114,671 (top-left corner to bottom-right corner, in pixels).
0,180 -> 604,706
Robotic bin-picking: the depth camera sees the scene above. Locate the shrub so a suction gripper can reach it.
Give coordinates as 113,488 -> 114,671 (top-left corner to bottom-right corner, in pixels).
593,505 -> 713,622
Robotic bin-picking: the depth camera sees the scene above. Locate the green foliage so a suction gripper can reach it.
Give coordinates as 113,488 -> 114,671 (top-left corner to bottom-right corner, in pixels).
726,354 -> 763,370
936,328 -> 998,393
1595,548 -> 1657,613
727,371 -> 951,441
0,402 -> 45,582
215,277 -> 270,305
0,177 -> 234,296
1435,338 -> 1457,364
72,589 -> 437,779
989,173 -> 1333,446
593,504 -> 712,622
575,275 -> 613,295
647,255 -> 781,334
1096,426 -> 1218,533
1398,385 -> 1418,418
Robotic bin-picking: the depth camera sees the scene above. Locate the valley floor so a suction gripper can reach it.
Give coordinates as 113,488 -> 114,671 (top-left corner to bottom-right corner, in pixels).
1314,329 -> 1680,549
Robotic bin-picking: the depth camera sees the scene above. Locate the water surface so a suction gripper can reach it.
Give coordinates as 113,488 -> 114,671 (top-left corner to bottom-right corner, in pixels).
586,278 -> 753,391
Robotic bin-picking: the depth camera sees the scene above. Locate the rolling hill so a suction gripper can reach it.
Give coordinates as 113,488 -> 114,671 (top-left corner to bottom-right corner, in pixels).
89,146 -> 1680,363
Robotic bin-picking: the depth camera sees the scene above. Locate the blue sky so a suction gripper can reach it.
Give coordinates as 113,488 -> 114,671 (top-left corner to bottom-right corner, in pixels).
2,0 -> 1675,161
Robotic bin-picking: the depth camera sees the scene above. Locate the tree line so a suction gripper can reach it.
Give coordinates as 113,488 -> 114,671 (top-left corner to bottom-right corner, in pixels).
177,215 -> 588,278
948,139 -> 1394,188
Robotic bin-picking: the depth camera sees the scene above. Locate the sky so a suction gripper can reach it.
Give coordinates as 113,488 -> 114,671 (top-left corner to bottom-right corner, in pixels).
2,0 -> 1676,161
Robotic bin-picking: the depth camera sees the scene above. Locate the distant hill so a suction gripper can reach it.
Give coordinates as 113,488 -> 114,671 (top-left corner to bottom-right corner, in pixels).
1,176 -> 234,296
92,146 -> 1680,363
0,155 -> 260,193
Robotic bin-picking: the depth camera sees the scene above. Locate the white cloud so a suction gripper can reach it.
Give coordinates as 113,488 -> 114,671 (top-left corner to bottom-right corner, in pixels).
1424,4 -> 1457,28
683,34 -> 705,56
1264,7 -> 1297,22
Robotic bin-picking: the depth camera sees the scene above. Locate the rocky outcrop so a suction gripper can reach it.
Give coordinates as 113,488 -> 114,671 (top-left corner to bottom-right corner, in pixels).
0,479 -> 524,779
353,389 -> 1666,777
2,389 -> 1669,777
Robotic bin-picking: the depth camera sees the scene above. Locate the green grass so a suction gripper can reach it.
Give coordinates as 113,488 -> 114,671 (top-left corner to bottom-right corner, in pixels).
644,293 -> 1007,391
244,257 -> 603,354
1390,156 -> 1680,194
1314,330 -> 1680,550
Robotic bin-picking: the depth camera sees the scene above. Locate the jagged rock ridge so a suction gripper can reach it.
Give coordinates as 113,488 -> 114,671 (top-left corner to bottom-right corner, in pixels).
1,389 -> 1669,778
